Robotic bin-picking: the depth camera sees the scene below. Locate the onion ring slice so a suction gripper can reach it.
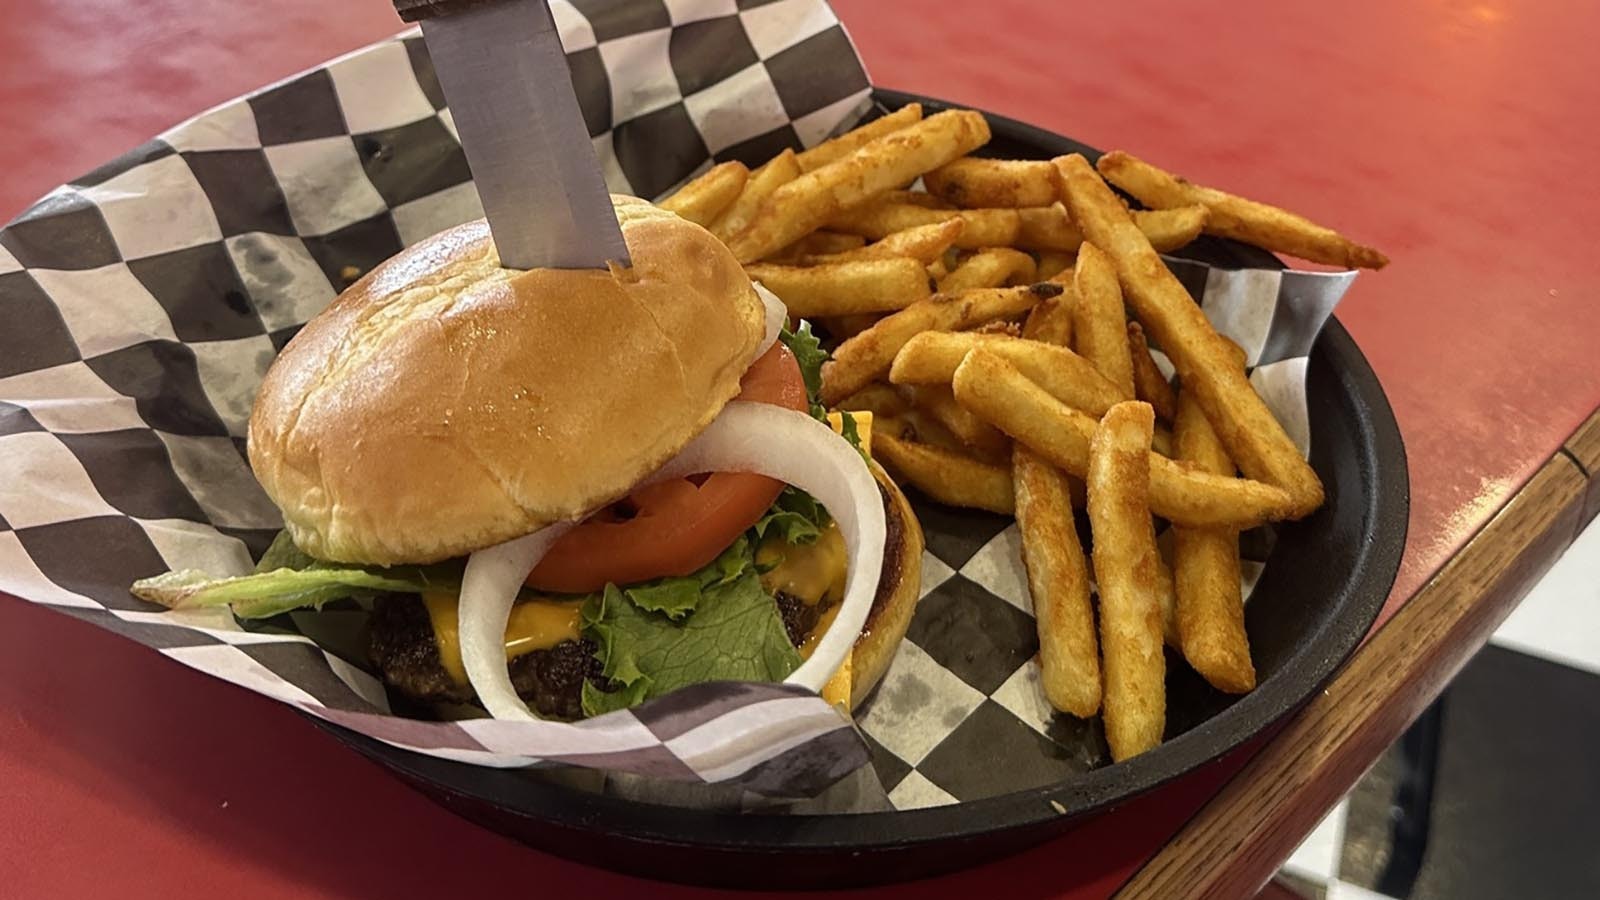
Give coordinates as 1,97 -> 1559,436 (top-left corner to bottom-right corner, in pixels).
457,401 -> 883,718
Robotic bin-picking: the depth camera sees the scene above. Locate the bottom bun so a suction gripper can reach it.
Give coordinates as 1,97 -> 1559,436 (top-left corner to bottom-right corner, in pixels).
849,461 -> 925,711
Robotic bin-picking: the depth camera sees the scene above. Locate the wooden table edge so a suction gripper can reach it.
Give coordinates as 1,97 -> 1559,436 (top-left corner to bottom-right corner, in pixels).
1115,406 -> 1600,899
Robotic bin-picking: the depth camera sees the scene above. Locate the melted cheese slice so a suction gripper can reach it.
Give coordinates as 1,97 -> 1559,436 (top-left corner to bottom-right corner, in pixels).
423,591 -> 583,687
758,521 -> 847,610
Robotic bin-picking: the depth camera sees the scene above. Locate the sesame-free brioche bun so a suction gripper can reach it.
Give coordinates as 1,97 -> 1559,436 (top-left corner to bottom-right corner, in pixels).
248,195 -> 765,566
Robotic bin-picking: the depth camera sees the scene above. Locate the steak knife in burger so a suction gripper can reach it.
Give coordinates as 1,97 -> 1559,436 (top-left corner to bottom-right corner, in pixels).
132,195 -> 923,721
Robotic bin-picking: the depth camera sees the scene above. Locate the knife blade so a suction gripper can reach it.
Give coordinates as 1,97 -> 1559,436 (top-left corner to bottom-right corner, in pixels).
398,0 -> 629,270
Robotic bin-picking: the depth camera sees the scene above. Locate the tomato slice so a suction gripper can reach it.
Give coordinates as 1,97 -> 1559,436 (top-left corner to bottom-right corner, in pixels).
526,343 -> 808,593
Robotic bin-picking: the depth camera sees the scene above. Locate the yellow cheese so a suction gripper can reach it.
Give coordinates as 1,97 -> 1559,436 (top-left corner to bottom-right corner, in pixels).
826,410 -> 873,458
422,591 -> 583,687
757,520 -> 847,609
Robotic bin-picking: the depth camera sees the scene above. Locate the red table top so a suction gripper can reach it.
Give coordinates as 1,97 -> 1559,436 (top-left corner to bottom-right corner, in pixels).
4,1 -> 1598,897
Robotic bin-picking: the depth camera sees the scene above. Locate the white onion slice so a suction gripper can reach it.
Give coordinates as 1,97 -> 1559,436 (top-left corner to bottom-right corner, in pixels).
751,281 -> 787,361
646,401 -> 885,693
456,400 -> 883,719
458,522 -> 572,720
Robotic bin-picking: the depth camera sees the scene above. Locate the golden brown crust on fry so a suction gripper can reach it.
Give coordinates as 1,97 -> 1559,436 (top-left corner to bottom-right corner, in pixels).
950,349 -> 1296,528
925,157 -> 1058,208
1096,150 -> 1388,269
1073,242 -> 1137,400
1014,444 -> 1100,717
1087,401 -> 1165,761
796,104 -> 923,173
1127,321 -> 1178,422
1055,153 -> 1324,517
709,150 -> 799,242
658,161 -> 748,227
727,110 -> 990,263
937,248 -> 1037,293
746,258 -> 931,317
820,283 -> 1058,406
874,432 -> 1015,515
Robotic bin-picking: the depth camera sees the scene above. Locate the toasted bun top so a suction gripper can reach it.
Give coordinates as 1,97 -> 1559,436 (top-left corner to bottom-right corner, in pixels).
248,195 -> 765,565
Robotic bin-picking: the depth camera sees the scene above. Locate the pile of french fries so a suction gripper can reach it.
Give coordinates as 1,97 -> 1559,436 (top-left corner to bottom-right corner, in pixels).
661,104 -> 1388,762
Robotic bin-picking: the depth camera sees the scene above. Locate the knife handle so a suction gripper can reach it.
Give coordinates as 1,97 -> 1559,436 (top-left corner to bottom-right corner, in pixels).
394,0 -> 505,23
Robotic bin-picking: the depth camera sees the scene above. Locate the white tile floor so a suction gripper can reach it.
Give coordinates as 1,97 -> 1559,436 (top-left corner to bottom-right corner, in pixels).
1276,514 -> 1600,897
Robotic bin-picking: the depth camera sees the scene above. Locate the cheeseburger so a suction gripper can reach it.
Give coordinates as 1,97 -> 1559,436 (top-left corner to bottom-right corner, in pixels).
133,195 -> 922,720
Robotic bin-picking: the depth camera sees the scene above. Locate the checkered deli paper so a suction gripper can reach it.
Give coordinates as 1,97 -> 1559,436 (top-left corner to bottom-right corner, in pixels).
0,0 -> 1358,809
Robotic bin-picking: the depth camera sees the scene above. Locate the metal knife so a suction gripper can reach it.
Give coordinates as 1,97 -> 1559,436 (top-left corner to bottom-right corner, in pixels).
395,0 -> 629,270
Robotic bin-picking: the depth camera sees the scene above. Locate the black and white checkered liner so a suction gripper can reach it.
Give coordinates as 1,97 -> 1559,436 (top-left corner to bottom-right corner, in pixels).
0,0 -> 1357,806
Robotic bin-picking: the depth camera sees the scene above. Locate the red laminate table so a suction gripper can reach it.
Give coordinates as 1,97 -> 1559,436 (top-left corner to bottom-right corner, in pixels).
3,2 -> 1598,897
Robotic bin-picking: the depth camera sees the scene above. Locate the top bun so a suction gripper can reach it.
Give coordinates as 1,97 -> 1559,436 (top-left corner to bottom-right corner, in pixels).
248,195 -> 765,565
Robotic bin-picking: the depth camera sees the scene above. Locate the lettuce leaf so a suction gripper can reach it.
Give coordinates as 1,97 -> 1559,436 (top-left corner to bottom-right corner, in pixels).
752,487 -> 830,546
780,321 -> 830,422
131,530 -> 462,619
129,565 -> 455,619
579,540 -> 801,717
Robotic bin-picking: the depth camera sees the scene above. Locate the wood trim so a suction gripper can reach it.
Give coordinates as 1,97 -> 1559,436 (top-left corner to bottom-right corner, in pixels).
1115,448 -> 1590,900
1565,406 -> 1600,525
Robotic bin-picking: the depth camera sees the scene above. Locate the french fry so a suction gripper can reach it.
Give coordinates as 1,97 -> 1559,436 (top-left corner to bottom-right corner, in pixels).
658,161 -> 748,227
726,110 -> 991,263
874,433 -> 1015,515
950,349 -> 1297,528
1073,242 -> 1137,399
828,201 -> 1204,253
1127,321 -> 1177,422
925,157 -> 1057,208
888,331 -> 1122,416
883,189 -> 952,209
820,284 -> 1059,406
1035,251 -> 1075,283
1014,444 -> 1100,717
904,383 -> 1011,461
1135,205 -> 1207,253
1096,150 -> 1389,269
1087,400 -> 1166,761
710,149 -> 800,242
836,381 -> 910,419
937,248 -> 1037,292
806,219 -> 965,266
1151,424 -> 1176,458
771,231 -> 866,261
1023,291 -> 1075,346
1172,387 -> 1256,694
828,203 -> 1021,247
746,258 -> 931,317
795,103 -> 923,172
1055,153 -> 1324,517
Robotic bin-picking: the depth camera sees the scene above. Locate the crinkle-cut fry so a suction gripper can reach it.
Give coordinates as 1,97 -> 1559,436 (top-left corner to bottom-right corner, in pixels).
745,258 -> 931,317
1128,321 -> 1178,422
1096,150 -> 1389,269
709,149 -> 799,242
925,157 -> 1058,208
805,219 -> 965,266
938,248 -> 1037,293
820,283 -> 1059,406
658,161 -> 747,227
874,432 -> 1015,515
889,331 -> 1122,417
727,110 -> 990,263
1073,242 -> 1137,399
1055,153 -> 1324,517
1014,444 -> 1100,717
1087,400 -> 1166,761
1172,383 -> 1257,693
796,104 -> 923,172
903,383 -> 1011,461
828,201 -> 1203,253
950,349 -> 1297,529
